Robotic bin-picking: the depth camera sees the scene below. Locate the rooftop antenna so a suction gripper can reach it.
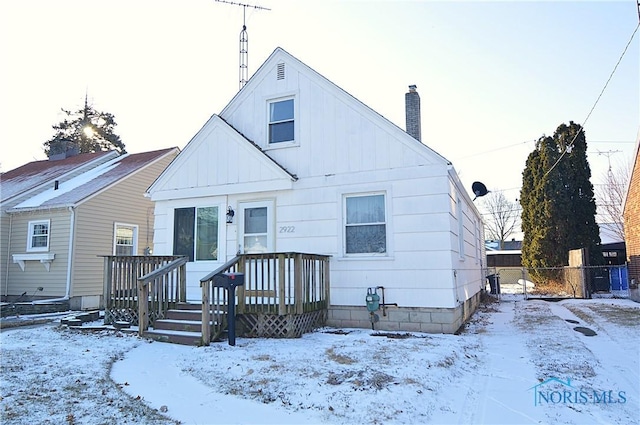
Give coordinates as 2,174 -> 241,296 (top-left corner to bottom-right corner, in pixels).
597,149 -> 622,175
215,0 -> 271,90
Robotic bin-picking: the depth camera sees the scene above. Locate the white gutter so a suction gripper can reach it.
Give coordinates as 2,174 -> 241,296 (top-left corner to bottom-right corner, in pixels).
32,206 -> 74,304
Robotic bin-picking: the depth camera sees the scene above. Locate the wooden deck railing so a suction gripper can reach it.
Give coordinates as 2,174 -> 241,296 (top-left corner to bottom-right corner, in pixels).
199,252 -> 331,343
136,256 -> 189,336
102,255 -> 187,327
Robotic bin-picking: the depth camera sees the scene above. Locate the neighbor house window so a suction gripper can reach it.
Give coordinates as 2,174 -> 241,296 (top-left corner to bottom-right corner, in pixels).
345,194 -> 386,254
27,220 -> 50,252
114,224 -> 137,256
173,207 -> 219,261
268,98 -> 294,143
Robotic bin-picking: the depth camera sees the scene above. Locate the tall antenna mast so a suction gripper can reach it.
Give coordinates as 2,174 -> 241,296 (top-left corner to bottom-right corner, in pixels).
597,149 -> 622,175
215,0 -> 271,90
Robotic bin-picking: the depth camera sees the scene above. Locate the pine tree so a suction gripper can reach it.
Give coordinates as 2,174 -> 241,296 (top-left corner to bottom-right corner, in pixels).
44,96 -> 126,157
520,122 -> 603,281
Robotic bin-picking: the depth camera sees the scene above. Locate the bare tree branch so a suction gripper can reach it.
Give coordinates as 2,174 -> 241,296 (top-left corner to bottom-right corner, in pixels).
480,192 -> 521,249
595,158 -> 631,242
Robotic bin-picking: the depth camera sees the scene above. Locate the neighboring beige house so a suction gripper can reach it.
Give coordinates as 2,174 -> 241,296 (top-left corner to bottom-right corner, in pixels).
1,147 -> 179,310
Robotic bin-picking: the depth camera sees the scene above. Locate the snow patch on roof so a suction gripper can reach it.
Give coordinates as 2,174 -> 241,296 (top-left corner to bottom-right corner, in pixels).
12,158 -> 121,209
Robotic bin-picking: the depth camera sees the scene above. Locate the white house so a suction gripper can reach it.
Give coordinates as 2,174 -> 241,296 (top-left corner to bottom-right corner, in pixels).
147,47 -> 485,333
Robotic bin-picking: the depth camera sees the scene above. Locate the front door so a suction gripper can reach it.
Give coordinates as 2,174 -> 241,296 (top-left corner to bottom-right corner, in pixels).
239,200 -> 274,254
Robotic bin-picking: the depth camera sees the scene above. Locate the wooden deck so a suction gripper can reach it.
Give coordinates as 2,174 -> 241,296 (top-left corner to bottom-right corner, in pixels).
103,252 -> 330,345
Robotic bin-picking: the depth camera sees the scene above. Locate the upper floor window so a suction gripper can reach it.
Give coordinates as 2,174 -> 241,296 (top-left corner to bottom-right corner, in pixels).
268,98 -> 294,143
345,194 -> 386,255
114,224 -> 137,256
173,206 -> 219,261
27,220 -> 50,252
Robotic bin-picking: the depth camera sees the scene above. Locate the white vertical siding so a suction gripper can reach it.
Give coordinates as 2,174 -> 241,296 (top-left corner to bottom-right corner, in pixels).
151,49 -> 484,311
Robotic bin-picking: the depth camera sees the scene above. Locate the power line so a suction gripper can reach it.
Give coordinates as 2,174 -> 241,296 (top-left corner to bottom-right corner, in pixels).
543,20 -> 640,178
454,139 -> 534,160
452,139 -> 634,163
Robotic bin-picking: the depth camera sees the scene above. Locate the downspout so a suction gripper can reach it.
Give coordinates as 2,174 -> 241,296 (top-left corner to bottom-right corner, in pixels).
32,206 -> 74,304
4,214 -> 13,297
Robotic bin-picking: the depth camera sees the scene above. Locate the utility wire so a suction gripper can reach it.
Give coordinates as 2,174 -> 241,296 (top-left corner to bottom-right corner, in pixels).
454,139 -> 534,160
543,21 -> 640,178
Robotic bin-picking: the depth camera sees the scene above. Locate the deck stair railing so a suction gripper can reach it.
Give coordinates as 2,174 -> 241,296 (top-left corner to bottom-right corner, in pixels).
136,256 -> 189,336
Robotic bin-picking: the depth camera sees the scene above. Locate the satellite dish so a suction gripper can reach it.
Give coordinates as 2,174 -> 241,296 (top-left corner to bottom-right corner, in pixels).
471,181 -> 489,201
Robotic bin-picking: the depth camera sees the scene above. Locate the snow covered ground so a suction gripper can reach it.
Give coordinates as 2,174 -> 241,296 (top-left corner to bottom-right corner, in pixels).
1,294 -> 638,425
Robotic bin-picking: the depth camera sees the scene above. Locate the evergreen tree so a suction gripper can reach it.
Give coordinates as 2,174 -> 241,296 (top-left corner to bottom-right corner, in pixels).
520,122 -> 603,279
44,96 -> 126,157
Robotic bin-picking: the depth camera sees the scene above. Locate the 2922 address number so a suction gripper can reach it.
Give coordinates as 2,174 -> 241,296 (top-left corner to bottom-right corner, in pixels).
279,226 -> 295,233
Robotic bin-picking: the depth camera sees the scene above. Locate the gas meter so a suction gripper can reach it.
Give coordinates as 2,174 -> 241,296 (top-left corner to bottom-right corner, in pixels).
365,287 -> 380,312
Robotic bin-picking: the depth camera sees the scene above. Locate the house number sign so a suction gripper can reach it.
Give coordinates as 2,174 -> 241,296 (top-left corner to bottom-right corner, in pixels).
279,226 -> 295,233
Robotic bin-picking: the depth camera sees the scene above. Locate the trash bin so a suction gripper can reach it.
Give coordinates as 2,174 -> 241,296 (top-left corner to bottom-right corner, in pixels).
486,274 -> 500,295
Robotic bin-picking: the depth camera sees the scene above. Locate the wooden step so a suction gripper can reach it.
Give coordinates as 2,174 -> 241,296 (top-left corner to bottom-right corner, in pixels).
165,309 -> 203,321
144,329 -> 203,346
175,302 -> 204,311
153,318 -> 203,333
177,302 -> 228,312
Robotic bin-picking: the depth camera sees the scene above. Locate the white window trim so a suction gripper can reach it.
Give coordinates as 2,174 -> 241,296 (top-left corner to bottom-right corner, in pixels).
265,93 -> 299,149
342,191 -> 389,258
113,222 -> 138,256
26,219 -> 50,252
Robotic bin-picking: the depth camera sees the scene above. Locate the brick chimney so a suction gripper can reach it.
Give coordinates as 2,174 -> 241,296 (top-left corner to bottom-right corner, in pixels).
405,84 -> 421,142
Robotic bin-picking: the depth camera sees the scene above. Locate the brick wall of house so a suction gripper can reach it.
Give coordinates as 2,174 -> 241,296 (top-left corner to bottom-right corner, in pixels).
624,142 -> 640,288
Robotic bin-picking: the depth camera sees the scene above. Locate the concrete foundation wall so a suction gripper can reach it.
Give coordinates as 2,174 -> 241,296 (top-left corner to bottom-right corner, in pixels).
327,291 -> 480,334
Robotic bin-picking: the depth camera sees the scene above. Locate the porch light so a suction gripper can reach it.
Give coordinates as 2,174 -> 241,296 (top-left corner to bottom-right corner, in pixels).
226,206 -> 235,224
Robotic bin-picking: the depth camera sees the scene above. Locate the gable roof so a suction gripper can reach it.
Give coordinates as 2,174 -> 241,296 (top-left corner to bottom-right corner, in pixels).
1,151 -> 117,204
147,115 -> 296,201
7,148 -> 179,212
221,47 -> 452,167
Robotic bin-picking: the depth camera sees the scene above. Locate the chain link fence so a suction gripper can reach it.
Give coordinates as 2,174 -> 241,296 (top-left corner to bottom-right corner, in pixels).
483,265 -> 629,299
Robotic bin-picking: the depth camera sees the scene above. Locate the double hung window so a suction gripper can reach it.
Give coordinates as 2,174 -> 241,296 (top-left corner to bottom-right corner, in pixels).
345,194 -> 386,254
27,220 -> 50,252
268,99 -> 294,143
114,224 -> 137,256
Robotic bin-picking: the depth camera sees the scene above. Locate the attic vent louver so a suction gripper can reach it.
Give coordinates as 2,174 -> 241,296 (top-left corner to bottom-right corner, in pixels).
277,63 -> 285,80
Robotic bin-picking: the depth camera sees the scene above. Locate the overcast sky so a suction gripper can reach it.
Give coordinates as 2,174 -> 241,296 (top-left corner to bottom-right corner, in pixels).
1,0 -> 638,211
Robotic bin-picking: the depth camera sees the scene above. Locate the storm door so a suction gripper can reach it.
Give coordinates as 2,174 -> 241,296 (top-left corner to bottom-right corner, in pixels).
239,201 -> 274,254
